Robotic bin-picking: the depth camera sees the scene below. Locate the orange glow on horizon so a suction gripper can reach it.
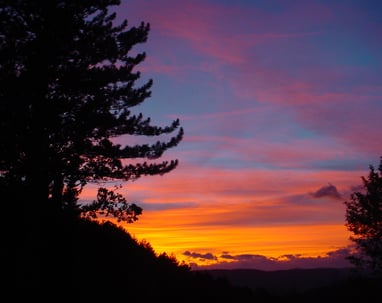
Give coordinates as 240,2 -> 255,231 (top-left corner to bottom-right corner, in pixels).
80,165 -> 358,269
120,209 -> 351,268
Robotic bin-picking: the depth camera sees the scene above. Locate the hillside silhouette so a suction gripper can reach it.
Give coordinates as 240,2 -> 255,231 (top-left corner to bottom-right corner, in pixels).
205,268 -> 356,295
4,213 -> 381,302
205,267 -> 381,302
6,214 -> 254,302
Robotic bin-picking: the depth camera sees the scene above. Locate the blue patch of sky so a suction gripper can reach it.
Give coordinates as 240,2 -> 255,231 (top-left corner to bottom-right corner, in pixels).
207,0 -> 289,13
317,30 -> 379,68
309,156 -> 375,171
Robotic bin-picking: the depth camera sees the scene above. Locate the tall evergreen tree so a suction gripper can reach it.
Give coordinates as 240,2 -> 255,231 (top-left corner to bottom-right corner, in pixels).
344,157 -> 382,275
0,0 -> 183,221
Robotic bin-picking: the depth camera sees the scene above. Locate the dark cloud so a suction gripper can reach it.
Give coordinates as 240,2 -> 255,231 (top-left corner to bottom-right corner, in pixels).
183,251 -> 217,260
220,253 -> 235,260
234,254 -> 278,262
310,183 -> 342,200
189,247 -> 353,271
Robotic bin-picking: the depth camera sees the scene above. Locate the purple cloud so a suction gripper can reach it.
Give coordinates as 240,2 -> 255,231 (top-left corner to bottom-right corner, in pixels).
183,251 -> 217,260
189,247 -> 353,271
310,183 -> 342,200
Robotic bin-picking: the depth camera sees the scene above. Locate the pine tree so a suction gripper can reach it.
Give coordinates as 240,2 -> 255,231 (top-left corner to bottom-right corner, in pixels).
344,157 -> 382,274
0,0 -> 183,221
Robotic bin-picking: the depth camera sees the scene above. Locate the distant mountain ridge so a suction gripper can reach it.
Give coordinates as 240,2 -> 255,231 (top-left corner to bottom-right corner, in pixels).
200,267 -> 358,295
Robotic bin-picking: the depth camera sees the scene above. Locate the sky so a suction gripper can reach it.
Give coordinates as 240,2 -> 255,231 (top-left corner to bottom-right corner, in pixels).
81,0 -> 382,271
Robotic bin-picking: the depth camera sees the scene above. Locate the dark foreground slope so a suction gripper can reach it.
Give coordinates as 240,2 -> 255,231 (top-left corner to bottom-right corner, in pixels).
5,215 -> 254,302
203,267 -> 355,294
203,268 -> 381,302
5,215 -> 380,302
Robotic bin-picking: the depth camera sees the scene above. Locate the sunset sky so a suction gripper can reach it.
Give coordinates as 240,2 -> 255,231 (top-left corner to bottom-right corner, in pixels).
81,0 -> 382,270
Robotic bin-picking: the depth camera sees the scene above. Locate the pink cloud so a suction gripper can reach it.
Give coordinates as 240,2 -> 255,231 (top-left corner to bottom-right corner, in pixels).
123,0 -> 330,66
176,119 -> 364,171
121,0 -> 382,159
104,162 -> 361,209
223,63 -> 382,156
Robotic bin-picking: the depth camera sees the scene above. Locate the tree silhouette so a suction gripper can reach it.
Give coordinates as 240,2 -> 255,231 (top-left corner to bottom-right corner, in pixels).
344,157 -> 382,274
0,0 -> 183,221
81,186 -> 143,223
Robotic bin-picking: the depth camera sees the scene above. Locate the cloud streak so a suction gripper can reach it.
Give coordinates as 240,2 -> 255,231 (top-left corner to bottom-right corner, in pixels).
188,247 -> 353,271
